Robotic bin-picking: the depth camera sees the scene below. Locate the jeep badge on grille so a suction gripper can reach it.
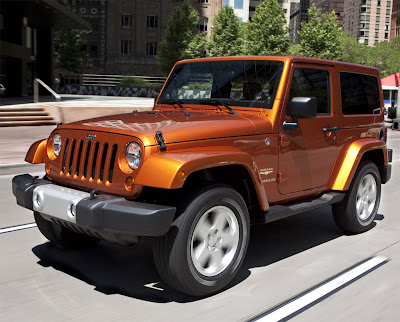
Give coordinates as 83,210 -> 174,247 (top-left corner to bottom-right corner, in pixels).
85,134 -> 96,140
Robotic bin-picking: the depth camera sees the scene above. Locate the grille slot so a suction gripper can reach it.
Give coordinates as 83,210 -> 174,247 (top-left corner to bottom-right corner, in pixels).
108,144 -> 118,183
60,137 -> 117,184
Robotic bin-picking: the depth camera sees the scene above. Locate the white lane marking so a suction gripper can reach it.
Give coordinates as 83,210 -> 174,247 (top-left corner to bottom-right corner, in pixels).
254,256 -> 388,322
0,223 -> 37,234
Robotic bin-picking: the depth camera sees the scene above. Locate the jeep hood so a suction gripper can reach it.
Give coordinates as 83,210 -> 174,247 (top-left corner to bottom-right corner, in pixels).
61,110 -> 272,146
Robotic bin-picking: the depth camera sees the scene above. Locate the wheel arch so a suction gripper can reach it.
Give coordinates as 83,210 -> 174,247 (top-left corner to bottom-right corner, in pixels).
134,148 -> 269,211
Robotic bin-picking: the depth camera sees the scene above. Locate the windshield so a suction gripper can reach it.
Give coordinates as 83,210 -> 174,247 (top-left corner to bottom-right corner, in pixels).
158,60 -> 284,109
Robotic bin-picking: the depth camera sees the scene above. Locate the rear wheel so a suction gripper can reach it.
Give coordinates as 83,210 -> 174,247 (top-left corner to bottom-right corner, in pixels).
332,161 -> 381,234
34,212 -> 99,249
153,186 -> 250,297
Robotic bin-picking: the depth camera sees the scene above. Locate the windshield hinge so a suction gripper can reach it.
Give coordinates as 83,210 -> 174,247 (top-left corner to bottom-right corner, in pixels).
155,131 -> 167,151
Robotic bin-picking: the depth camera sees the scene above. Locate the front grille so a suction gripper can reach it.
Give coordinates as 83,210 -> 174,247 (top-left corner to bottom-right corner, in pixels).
60,138 -> 118,184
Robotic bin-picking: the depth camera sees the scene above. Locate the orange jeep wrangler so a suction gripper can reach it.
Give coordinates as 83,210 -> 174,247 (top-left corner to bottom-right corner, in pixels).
13,56 -> 392,296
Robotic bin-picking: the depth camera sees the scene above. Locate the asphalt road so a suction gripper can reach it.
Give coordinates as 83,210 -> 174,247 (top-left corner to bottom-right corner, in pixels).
1,131 -> 399,321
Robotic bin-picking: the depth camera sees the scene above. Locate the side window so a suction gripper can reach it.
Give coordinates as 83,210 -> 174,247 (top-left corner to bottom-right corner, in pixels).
289,68 -> 331,115
340,72 -> 380,115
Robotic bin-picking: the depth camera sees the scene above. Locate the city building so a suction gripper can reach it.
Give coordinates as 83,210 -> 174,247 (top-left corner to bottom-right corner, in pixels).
70,0 -> 107,70
71,0 -> 222,76
390,0 -> 400,39
311,0 -> 344,26
0,0 -> 89,97
343,0 -> 393,46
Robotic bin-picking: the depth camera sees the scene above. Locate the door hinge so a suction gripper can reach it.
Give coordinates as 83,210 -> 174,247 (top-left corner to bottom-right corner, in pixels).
155,131 -> 167,151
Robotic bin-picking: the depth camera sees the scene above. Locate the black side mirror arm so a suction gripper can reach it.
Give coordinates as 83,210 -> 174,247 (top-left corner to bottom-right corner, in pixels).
283,117 -> 299,133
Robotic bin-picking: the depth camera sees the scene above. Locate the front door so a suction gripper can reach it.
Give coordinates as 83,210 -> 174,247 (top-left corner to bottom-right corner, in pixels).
278,65 -> 339,194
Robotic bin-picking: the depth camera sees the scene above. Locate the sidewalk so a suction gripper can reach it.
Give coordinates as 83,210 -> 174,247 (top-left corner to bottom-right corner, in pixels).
0,96 -> 155,165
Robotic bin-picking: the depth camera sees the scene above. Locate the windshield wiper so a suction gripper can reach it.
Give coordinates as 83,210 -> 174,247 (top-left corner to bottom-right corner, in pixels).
158,99 -> 187,111
198,99 -> 238,115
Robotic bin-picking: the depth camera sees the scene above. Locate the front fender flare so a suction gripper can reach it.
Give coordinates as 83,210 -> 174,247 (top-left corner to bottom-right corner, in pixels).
25,139 -> 47,164
329,138 -> 387,191
135,147 -> 269,210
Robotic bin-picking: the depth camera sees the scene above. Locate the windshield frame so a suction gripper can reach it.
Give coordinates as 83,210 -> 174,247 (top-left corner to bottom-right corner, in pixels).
156,57 -> 287,110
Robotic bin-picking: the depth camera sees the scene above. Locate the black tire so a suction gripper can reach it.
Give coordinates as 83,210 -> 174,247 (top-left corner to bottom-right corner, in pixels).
34,212 -> 99,249
332,161 -> 381,234
153,185 -> 250,297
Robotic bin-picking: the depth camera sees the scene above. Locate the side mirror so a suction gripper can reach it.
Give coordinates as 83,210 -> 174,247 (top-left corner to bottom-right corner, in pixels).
283,97 -> 318,132
288,97 -> 318,119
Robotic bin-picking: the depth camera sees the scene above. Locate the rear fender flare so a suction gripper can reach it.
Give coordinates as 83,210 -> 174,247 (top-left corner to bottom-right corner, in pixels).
329,138 -> 387,191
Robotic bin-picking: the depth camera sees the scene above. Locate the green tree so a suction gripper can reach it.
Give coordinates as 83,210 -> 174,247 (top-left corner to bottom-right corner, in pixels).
157,0 -> 206,73
242,0 -> 289,55
340,32 -> 366,64
54,29 -> 91,74
208,6 -> 242,56
298,4 -> 343,60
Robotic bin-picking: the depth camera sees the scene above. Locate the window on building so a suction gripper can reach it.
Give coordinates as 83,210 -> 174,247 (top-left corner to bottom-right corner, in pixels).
386,8 -> 391,15
386,16 -> 390,23
234,0 -> 243,9
340,72 -> 380,115
377,8 -> 381,14
385,32 -> 389,39
377,0 -> 381,5
289,68 -> 331,115
375,23 -> 380,30
121,14 -> 132,28
387,1 -> 391,7
364,39 -> 369,45
361,7 -> 371,13
147,15 -> 158,29
121,40 -> 132,55
375,31 -> 379,37
198,17 -> 208,32
376,16 -> 380,22
198,0 -> 209,3
385,24 -> 390,30
359,30 -> 369,37
90,45 -> 98,58
146,41 -> 157,56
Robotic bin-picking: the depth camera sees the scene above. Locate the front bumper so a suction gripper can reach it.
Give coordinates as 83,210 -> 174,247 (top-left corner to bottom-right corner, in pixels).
12,174 -> 176,240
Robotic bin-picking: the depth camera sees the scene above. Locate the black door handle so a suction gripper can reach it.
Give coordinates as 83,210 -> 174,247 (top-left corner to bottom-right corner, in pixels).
323,127 -> 339,133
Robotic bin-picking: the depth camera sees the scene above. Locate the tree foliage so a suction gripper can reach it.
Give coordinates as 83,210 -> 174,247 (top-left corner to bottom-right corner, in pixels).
298,4 -> 343,60
54,29 -> 91,74
157,0 -> 206,73
208,6 -> 242,56
339,32 -> 365,64
242,0 -> 289,55
363,37 -> 400,77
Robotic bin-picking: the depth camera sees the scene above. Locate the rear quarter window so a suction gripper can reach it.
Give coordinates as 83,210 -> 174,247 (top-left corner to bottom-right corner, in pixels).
340,72 -> 381,115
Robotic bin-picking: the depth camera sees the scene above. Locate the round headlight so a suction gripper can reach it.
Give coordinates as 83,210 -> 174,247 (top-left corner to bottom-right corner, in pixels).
126,142 -> 141,169
52,134 -> 62,156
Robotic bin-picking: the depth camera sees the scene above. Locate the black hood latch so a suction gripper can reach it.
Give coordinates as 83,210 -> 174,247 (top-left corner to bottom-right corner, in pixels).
155,131 -> 167,151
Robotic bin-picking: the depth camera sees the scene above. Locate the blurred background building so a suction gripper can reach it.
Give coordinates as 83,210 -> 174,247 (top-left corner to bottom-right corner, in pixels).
310,0 -> 344,26
391,0 -> 400,39
0,0 -> 89,97
343,0 -> 393,45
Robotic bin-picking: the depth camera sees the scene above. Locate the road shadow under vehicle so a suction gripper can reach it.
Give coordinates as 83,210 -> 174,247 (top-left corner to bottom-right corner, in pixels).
31,206 -> 382,303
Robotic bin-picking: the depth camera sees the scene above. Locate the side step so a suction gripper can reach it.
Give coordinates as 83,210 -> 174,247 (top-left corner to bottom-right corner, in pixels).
256,192 -> 345,224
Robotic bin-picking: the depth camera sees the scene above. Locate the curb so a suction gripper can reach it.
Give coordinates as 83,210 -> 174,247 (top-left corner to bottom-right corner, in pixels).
0,163 -> 44,173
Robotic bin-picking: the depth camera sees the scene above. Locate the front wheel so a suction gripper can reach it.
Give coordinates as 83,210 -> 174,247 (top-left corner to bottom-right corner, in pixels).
153,186 -> 250,297
332,161 -> 381,234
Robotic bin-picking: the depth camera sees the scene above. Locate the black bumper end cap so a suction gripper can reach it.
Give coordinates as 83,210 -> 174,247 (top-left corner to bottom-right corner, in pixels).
76,196 -> 176,237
